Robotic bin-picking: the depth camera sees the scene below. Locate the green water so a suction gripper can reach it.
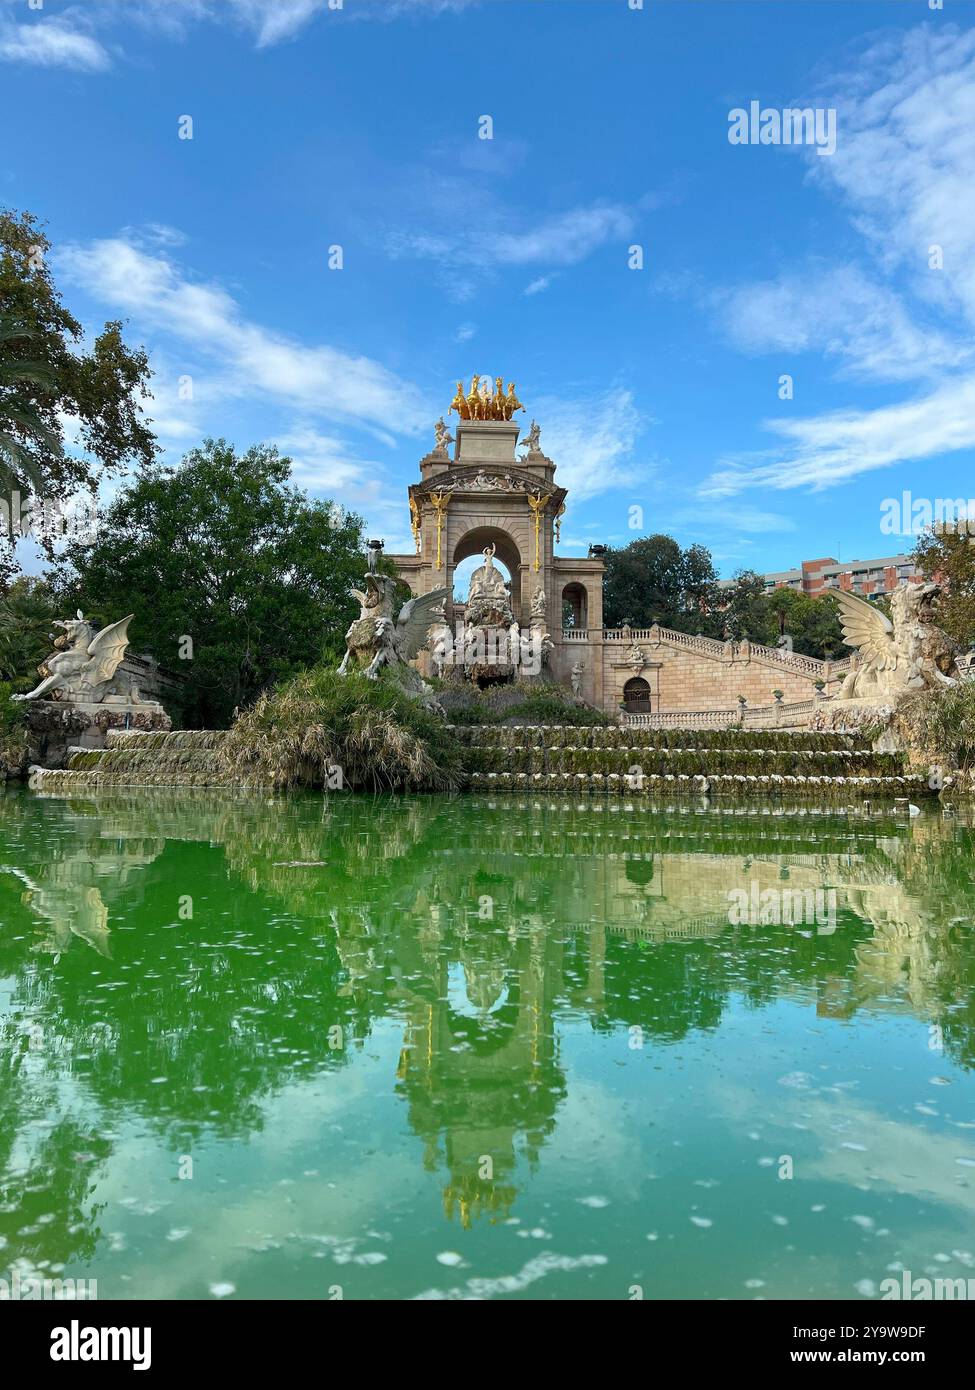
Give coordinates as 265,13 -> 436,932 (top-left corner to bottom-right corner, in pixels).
2,787 -> 975,1301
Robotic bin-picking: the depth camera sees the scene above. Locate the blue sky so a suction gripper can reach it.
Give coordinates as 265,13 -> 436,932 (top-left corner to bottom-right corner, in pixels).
3,0 -> 974,576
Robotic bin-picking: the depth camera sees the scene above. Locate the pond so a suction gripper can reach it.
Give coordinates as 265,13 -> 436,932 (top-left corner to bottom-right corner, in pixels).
1,788 -> 974,1301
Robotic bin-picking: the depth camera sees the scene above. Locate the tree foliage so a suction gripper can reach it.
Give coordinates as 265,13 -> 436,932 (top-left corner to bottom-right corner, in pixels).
602,541 -> 845,659
51,439 -> 370,728
0,209 -> 155,576
0,575 -> 58,682
913,527 -> 975,647
602,535 -> 719,631
720,570 -> 846,658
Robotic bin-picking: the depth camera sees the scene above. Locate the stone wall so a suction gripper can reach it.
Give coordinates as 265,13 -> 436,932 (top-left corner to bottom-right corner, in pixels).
552,626 -> 847,715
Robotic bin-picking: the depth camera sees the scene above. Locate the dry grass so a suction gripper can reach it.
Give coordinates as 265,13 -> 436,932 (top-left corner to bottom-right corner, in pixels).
220,666 -> 464,792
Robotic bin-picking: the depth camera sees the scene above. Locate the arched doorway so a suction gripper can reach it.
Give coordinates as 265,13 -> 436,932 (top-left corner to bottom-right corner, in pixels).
623,676 -> 652,713
452,526 -> 522,621
562,582 -> 588,630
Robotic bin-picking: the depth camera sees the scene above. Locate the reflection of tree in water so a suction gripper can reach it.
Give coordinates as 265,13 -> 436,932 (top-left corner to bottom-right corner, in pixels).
2,788 -> 975,1242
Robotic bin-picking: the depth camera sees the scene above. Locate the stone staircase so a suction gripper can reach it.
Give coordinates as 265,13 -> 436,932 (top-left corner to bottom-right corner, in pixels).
29,723 -> 935,801
453,725 -> 933,801
33,729 -> 235,792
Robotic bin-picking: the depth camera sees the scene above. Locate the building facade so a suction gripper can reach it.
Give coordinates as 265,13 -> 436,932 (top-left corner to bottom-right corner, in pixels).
734,553 -> 922,599
389,408 -> 847,716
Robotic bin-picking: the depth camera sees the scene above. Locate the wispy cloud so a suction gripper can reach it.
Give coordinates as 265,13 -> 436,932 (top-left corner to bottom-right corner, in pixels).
388,201 -> 635,275
702,374 -> 975,497
703,23 -> 975,496
56,236 -> 430,434
0,0 -> 476,70
0,12 -> 111,71
530,389 -> 648,503
524,274 -> 557,297
713,265 -> 970,384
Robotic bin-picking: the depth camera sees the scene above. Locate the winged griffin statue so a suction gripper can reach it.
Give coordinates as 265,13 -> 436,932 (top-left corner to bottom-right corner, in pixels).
834,583 -> 960,700
338,574 -> 448,699
12,612 -> 142,705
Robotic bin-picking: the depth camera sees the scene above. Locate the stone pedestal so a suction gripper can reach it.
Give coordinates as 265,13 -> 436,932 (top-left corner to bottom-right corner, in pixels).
25,699 -> 172,770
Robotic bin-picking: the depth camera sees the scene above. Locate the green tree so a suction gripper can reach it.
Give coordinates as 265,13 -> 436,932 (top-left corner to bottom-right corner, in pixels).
765,587 -> 845,659
0,575 -> 57,682
602,535 -> 720,631
913,527 -> 975,648
51,439 -> 370,727
719,572 -> 845,658
0,209 -> 155,576
721,570 -> 774,643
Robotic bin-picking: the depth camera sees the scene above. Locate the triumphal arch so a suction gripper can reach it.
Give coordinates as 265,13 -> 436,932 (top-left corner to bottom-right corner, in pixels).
387,379 -> 845,714
386,379 -> 606,702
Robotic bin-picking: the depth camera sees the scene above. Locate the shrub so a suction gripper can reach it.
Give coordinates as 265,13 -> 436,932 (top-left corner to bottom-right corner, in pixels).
0,680 -> 29,779
221,666 -> 464,792
435,679 -> 609,727
896,683 -> 975,774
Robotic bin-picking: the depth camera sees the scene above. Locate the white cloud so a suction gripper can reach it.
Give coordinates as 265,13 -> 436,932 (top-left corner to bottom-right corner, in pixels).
714,265 -> 970,383
56,237 -> 430,433
0,16 -> 110,71
387,201 -> 635,273
702,373 -> 975,496
524,274 -> 556,297
705,23 -> 975,495
530,389 -> 648,502
813,24 -> 975,324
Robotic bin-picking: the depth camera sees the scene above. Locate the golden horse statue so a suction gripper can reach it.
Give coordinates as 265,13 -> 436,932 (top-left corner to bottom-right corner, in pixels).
451,375 -> 526,422
449,380 -> 470,420
504,382 -> 523,420
493,376 -> 505,418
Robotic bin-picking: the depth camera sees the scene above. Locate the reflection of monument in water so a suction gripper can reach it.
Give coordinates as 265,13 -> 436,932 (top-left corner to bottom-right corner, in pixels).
394,917 -> 565,1227
11,790 -> 975,1222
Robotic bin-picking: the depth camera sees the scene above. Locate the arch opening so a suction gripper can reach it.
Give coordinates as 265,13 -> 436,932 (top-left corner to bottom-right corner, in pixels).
623,676 -> 652,714
452,526 -> 522,611
562,582 -> 588,630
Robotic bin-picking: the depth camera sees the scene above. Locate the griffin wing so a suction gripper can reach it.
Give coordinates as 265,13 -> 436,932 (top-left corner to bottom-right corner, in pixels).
833,590 -> 897,669
84,615 -> 133,686
394,587 -> 448,661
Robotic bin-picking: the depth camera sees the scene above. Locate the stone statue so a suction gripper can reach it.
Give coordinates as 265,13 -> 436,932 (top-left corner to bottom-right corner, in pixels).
530,585 -> 547,621
836,583 -> 960,700
433,417 -> 454,454
465,544 -> 513,628
521,419 -> 541,454
338,574 -> 447,698
570,661 -> 584,696
427,620 -> 453,680
12,612 -> 143,705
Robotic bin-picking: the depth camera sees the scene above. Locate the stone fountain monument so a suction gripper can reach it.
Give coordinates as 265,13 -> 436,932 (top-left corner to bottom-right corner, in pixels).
12,611 -> 171,768
812,582 -> 962,738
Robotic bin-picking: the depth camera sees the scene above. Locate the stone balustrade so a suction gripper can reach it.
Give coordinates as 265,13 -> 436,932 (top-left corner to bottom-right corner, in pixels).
562,623 -> 850,681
